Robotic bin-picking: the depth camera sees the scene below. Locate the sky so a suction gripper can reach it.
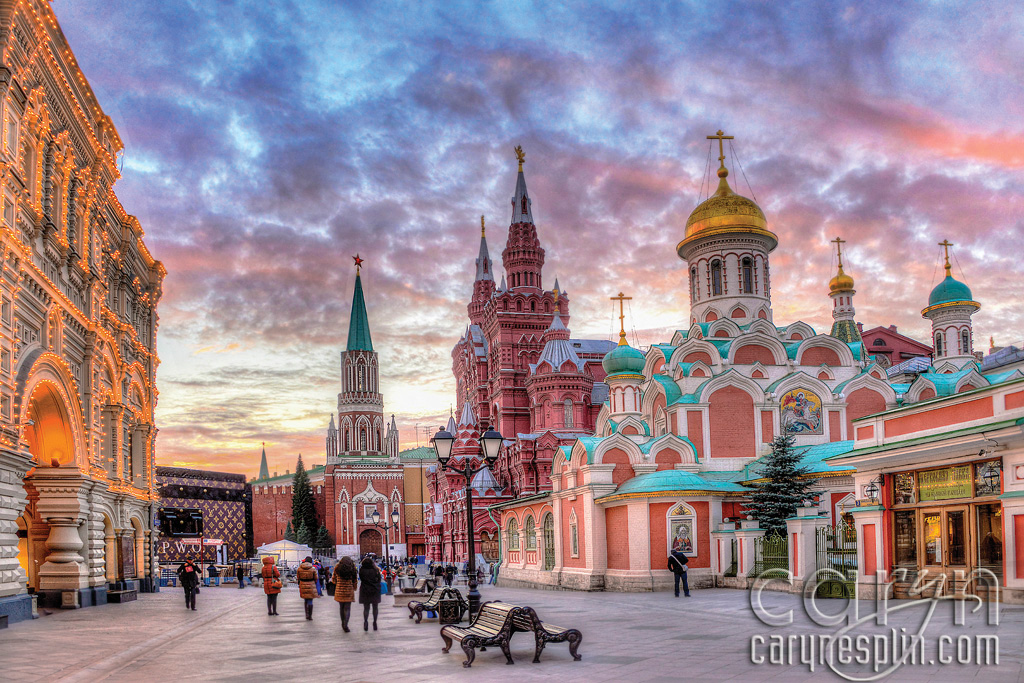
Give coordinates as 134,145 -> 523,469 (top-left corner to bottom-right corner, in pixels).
50,0 -> 1024,479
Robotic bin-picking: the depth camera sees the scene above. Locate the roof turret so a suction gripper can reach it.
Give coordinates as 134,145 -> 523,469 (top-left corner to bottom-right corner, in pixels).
346,255 -> 373,351
511,145 -> 533,224
923,240 -> 980,313
475,215 -> 493,281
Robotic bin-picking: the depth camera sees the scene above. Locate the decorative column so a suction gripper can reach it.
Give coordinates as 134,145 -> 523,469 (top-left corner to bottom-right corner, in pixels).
733,519 -> 765,579
710,522 -> 736,577
30,466 -> 90,608
849,505 -> 886,600
0,445 -> 33,623
785,506 -> 830,590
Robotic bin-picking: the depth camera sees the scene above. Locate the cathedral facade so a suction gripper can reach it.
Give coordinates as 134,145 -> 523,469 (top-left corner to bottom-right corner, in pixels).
0,1 -> 164,624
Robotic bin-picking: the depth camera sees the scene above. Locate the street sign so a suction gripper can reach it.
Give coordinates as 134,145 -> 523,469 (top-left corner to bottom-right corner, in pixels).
180,538 -> 223,546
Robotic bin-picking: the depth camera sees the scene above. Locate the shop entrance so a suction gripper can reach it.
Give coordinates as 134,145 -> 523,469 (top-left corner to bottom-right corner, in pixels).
920,506 -> 968,594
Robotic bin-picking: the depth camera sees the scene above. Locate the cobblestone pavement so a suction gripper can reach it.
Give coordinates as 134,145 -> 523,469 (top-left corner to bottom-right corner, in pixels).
1,583 -> 1022,682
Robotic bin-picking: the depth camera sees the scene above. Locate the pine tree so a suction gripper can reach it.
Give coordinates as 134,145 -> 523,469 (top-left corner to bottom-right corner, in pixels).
745,432 -> 818,535
291,455 -> 317,535
313,525 -> 333,549
296,521 -> 312,546
284,521 -> 295,542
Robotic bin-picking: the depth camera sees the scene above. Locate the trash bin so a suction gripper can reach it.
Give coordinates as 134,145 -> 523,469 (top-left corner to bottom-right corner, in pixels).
438,596 -> 461,625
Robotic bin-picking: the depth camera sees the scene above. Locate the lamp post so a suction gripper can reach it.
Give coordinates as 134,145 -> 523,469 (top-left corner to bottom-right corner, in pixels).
432,423 -> 503,618
371,508 -> 402,571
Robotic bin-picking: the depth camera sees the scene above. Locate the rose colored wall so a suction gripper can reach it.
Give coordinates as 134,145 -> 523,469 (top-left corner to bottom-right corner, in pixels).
682,352 -> 713,365
801,346 -> 841,366
654,449 -> 681,471
561,499 -> 586,569
845,388 -> 888,439
709,386 -> 755,458
733,344 -> 775,365
605,506 -> 630,569
649,501 -> 710,569
603,448 -> 635,486
687,411 -> 704,459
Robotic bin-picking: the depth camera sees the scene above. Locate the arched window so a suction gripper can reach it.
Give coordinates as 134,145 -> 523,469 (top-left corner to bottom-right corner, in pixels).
564,399 -> 574,428
344,428 -> 351,451
376,429 -> 382,449
507,518 -> 520,550
569,510 -> 579,557
935,332 -> 944,357
872,338 -> 885,346
516,300 -> 523,312
710,260 -> 722,296
360,427 -> 367,450
521,194 -> 528,214
357,364 -> 366,391
741,257 -> 753,294
542,514 -> 555,570
961,329 -> 970,355
690,267 -> 698,302
524,516 -> 537,550
531,300 -> 536,312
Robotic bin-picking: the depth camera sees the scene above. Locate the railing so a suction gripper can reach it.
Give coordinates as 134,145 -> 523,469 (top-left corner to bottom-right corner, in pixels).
750,532 -> 788,578
815,522 -> 857,598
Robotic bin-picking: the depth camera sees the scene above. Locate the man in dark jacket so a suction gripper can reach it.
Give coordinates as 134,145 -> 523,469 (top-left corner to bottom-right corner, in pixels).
176,558 -> 200,610
668,550 -> 690,597
235,563 -> 245,588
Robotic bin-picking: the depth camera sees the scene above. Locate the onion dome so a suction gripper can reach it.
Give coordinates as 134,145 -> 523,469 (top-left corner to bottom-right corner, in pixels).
603,341 -> 645,375
678,134 -> 776,255
828,240 -> 855,294
923,242 -> 980,315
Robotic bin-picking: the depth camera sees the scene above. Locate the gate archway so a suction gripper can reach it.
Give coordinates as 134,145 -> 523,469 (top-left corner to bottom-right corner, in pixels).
359,528 -> 382,558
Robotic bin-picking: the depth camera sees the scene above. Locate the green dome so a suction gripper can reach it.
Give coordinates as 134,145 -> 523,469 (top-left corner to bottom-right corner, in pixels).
928,275 -> 974,307
603,342 -> 645,375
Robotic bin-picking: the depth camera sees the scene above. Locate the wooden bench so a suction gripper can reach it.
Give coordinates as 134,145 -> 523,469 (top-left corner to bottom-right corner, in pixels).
408,586 -> 467,623
440,601 -> 525,667
510,605 -> 583,663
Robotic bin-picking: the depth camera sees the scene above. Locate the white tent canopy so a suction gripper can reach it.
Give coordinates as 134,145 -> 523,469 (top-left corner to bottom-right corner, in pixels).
256,539 -> 312,568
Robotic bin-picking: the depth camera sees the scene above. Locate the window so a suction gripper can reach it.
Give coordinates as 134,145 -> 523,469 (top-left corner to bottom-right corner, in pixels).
1,348 -> 8,372
4,100 -> 18,155
360,428 -> 367,450
542,514 -> 555,570
1,394 -> 9,419
690,267 -> 698,302
570,518 -> 579,557
710,260 -> 722,296
976,504 -> 1002,570
357,365 -> 365,391
893,510 -> 916,566
344,428 -> 351,451
52,179 -> 62,229
2,194 -> 12,229
525,516 -> 536,550
1,297 -> 9,324
507,518 -> 520,550
162,508 -> 203,537
961,329 -> 970,356
872,338 -> 885,346
521,194 -> 528,214
741,257 -> 753,294
563,399 -> 573,428
934,332 -> 943,357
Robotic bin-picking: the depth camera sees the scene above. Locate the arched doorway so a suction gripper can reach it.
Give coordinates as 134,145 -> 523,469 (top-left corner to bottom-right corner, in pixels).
359,529 -> 382,558
24,382 -> 76,468
481,531 -> 498,562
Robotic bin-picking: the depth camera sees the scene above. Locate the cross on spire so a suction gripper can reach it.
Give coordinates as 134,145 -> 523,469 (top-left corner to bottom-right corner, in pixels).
707,129 -> 734,166
938,239 -> 953,275
611,292 -> 632,346
831,236 -> 846,268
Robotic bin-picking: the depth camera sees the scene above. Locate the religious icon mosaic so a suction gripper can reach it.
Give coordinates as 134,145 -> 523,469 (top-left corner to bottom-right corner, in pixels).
780,388 -> 823,435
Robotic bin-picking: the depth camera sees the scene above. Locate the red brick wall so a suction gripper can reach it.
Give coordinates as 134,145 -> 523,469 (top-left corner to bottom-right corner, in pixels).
654,448 -> 681,471
561,500 -> 586,568
603,448 -> 635,486
682,351 -> 713,365
252,486 -> 293,548
760,410 -> 773,443
828,410 -> 842,442
801,346 -> 841,366
733,344 -> 776,365
649,501 -> 710,569
605,506 -> 630,569
918,388 -> 936,401
845,388 -> 888,440
686,411 -> 704,459
709,386 -> 755,458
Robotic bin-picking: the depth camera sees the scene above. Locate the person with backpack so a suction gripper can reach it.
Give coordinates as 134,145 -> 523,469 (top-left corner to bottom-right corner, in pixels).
668,549 -> 691,597
176,558 -> 200,610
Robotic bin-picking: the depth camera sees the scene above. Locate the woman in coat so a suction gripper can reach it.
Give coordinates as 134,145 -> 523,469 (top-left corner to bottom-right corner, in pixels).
261,556 -> 282,616
297,556 -> 320,620
332,556 -> 358,632
358,556 -> 382,631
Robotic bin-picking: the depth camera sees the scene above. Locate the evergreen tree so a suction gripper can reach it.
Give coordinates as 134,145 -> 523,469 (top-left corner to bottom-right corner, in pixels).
284,521 -> 295,542
296,521 -> 312,546
745,432 -> 818,535
291,455 -> 317,535
313,525 -> 333,549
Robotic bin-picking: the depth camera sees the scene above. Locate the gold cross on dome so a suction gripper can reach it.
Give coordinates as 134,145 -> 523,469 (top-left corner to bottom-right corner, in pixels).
938,239 -> 953,274
831,237 -> 846,267
610,292 -> 632,346
707,129 -> 734,164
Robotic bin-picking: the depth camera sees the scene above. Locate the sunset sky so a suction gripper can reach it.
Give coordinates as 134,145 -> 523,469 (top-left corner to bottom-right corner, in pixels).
51,1 -> 1024,479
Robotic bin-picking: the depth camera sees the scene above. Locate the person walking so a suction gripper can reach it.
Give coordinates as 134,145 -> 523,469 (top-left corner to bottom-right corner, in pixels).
332,556 -> 358,632
261,556 -> 282,615
235,563 -> 245,589
668,549 -> 691,597
358,556 -> 382,631
176,558 -> 200,610
297,556 -> 320,620
443,564 -> 454,587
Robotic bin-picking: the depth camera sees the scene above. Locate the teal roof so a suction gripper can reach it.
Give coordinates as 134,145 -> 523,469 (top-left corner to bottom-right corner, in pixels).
890,383 -> 911,395
928,274 -> 974,307
399,446 -> 436,460
258,447 -> 270,480
596,469 -> 749,501
650,375 -> 682,404
253,464 -> 326,485
983,370 -> 1022,385
346,271 -> 374,351
603,342 -> 646,374
919,366 -> 985,397
652,344 -> 677,361
574,437 -> 603,464
743,440 -> 857,481
784,342 -> 800,360
558,445 -> 572,463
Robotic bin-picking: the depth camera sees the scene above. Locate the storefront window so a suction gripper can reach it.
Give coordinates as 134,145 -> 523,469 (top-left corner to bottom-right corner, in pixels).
923,513 -> 942,565
977,504 -> 1002,570
894,510 -> 916,566
893,472 -> 916,505
974,461 -> 1002,498
946,510 -> 966,566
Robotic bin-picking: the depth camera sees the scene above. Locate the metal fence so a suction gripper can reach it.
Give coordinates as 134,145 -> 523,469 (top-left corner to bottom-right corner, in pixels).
750,532 -> 788,578
815,521 -> 857,598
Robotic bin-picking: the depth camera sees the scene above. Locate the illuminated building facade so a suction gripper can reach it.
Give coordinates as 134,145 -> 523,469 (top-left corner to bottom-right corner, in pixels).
0,1 -> 164,624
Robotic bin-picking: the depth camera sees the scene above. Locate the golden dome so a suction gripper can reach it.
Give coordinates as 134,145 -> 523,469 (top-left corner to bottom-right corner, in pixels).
829,264 -> 855,294
679,167 -> 775,253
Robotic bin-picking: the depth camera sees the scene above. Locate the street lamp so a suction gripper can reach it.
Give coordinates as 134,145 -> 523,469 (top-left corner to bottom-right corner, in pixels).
371,508 -> 402,573
432,423 -> 503,618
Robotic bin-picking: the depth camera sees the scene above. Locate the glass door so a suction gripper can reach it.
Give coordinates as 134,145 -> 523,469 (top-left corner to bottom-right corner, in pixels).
919,507 -> 969,595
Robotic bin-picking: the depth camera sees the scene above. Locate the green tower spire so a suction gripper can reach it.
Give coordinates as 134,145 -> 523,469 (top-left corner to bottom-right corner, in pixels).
258,442 -> 270,480
347,255 -> 373,351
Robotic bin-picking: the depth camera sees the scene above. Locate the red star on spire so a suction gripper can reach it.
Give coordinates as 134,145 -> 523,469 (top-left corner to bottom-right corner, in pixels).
353,254 -> 364,269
